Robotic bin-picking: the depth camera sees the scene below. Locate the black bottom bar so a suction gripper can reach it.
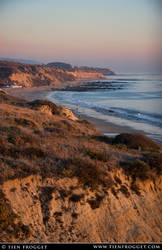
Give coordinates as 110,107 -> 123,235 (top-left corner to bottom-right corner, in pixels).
0,243 -> 161,250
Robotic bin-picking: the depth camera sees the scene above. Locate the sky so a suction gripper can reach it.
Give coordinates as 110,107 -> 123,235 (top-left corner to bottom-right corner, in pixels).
0,0 -> 161,73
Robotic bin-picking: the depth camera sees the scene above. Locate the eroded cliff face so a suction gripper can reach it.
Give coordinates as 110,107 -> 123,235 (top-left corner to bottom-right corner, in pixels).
0,61 -> 105,88
1,171 -> 162,243
70,70 -> 105,80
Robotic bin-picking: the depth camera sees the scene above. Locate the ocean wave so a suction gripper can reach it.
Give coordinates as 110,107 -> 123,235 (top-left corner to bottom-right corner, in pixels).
67,99 -> 162,127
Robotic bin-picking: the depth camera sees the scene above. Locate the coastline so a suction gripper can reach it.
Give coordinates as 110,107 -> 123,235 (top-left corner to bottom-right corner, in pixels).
6,85 -> 162,148
6,85 -> 140,136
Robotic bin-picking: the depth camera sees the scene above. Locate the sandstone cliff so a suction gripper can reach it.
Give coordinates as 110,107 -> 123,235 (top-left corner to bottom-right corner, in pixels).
0,61 -> 105,88
1,171 -> 161,243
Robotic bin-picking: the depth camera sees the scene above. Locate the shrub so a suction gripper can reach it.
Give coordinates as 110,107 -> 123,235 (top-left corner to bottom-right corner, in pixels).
113,133 -> 160,151
0,125 -> 21,137
22,146 -> 45,159
85,148 -> 109,162
62,158 -> 106,189
142,152 -> 162,176
0,137 -> 8,154
121,159 -> 151,181
113,143 -> 127,151
8,131 -> 38,147
91,135 -> 111,144
28,99 -> 62,115
14,118 -> 38,129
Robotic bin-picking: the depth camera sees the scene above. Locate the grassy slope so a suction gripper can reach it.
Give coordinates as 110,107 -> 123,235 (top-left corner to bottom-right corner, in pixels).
0,90 -> 161,185
0,90 -> 162,242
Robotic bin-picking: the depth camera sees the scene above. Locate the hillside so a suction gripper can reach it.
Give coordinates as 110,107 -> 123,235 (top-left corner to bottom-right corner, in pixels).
47,62 -> 115,75
0,90 -> 161,243
0,61 -> 105,88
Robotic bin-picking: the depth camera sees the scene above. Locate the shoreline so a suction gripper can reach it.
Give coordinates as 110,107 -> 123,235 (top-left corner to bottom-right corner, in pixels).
6,85 -> 162,148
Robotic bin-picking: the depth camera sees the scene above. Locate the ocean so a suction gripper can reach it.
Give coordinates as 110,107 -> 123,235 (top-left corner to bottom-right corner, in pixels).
48,73 -> 162,143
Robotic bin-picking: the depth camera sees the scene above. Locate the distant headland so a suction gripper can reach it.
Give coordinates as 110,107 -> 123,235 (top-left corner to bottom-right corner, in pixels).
0,60 -> 115,89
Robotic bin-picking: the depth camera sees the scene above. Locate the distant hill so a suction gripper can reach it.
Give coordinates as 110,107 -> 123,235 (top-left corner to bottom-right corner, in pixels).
47,62 -> 73,70
0,57 -> 42,65
47,62 -> 115,75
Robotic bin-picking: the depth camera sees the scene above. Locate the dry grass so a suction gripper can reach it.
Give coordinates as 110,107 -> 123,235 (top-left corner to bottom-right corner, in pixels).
0,91 -> 161,191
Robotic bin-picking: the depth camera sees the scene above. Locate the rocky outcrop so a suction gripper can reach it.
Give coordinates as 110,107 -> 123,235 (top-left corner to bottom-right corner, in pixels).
61,107 -> 78,121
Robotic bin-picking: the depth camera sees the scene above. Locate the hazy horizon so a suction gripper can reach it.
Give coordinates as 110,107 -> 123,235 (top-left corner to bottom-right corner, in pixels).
0,0 -> 161,73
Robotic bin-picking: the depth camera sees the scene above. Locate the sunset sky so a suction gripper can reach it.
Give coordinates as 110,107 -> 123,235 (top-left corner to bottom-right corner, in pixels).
0,0 -> 161,72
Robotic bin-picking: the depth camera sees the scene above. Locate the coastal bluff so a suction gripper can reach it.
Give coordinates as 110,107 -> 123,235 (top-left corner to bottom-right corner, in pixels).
0,61 -> 113,88
0,91 -> 161,243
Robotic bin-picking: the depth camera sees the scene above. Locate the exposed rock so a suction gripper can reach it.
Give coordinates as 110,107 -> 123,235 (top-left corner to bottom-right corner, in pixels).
28,99 -> 78,120
0,172 -> 161,242
61,107 -> 78,121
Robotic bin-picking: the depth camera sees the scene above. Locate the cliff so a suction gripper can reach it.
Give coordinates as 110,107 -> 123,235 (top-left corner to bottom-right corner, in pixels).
0,61 -> 105,88
79,66 -> 115,75
1,172 -> 161,243
0,91 -> 162,243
